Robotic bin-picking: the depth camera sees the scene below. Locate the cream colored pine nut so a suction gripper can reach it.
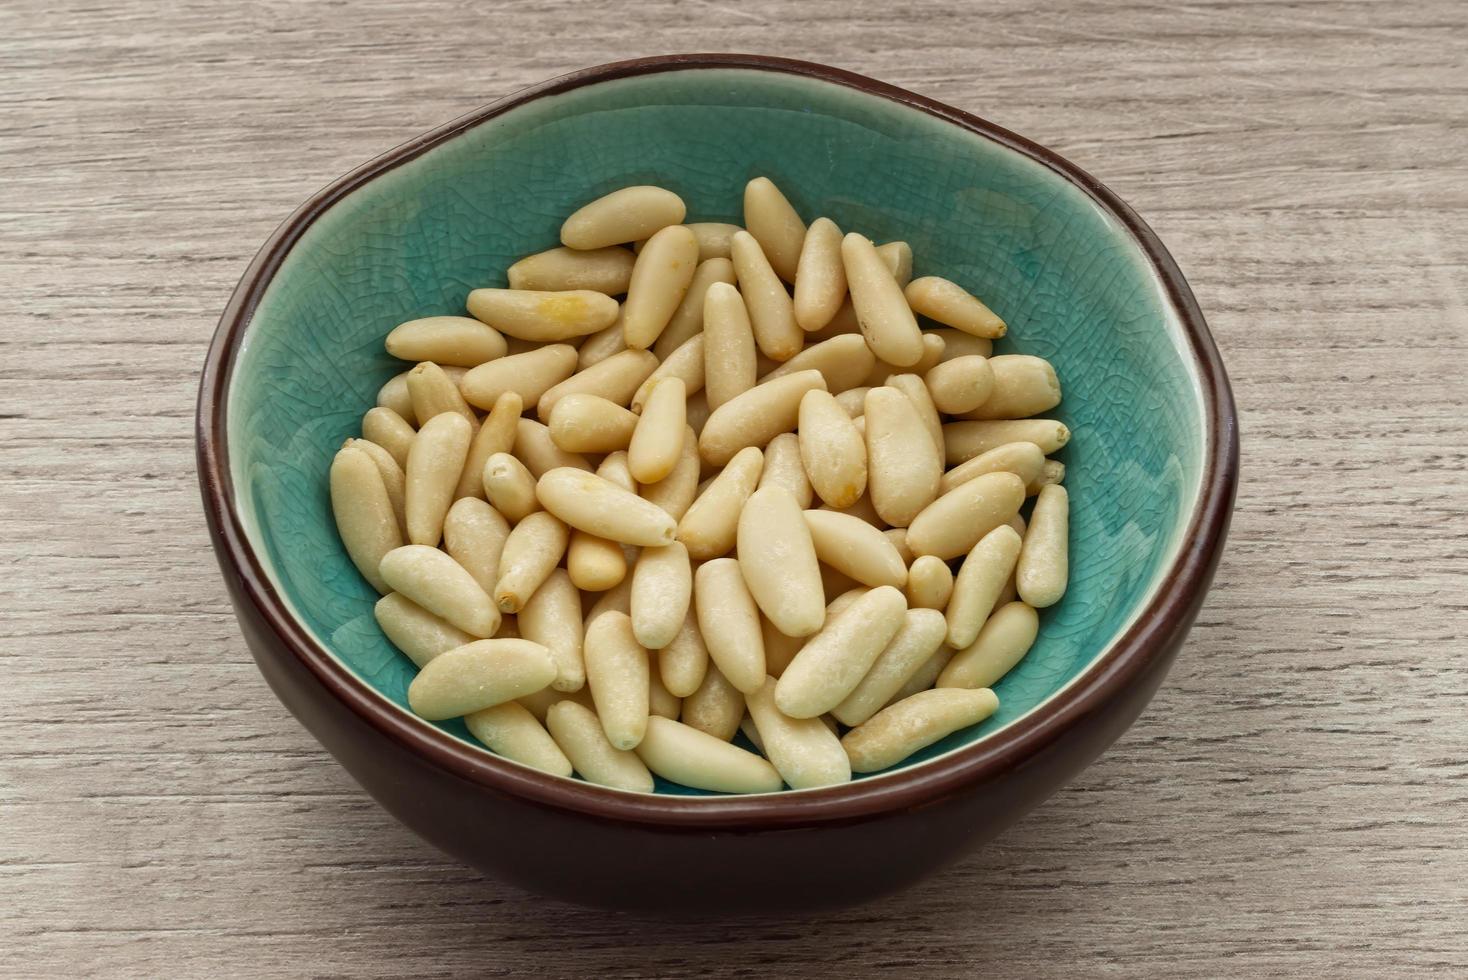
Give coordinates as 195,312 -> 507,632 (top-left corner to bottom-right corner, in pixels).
376,373 -> 416,425
905,556 -> 955,610
567,531 -> 626,592
482,452 -> 540,522
1027,459 -> 1066,496
885,371 -> 945,458
925,355 -> 995,414
442,497 -> 509,598
962,354 -> 1062,420
547,394 -> 639,453
330,446 -> 402,593
940,601 -> 1039,689
630,542 -> 692,650
628,377 -> 687,483
874,240 -> 913,288
535,348 -> 658,422
904,276 -> 1007,339
407,638 -> 557,721
633,335 -> 705,413
546,700 -> 655,793
757,432 -> 814,508
681,662 -> 744,741
347,438 -> 407,537
802,509 -> 907,588
775,585 -> 908,719
653,257 -> 736,360
759,614 -> 804,680
493,511 -> 570,613
622,224 -> 699,350
942,419 -> 1071,464
380,545 -> 501,639
834,386 -> 870,417
639,424 -> 700,520
460,344 -> 578,411
842,233 -> 923,367
561,185 -> 686,250
404,412 -> 471,546
843,687 -> 999,772
582,611 -> 650,750
939,441 -> 1046,495
1017,485 -> 1068,608
386,316 -> 508,367
889,647 -> 955,706
658,610 -> 709,698
454,390 -> 520,500
686,222 -> 742,261
830,608 -> 948,727
517,568 -> 586,692
362,406 -> 416,468
793,217 -> 847,331
744,177 -> 806,283
730,230 -> 802,361
762,334 -> 875,395
406,361 -> 478,428
677,445 -> 763,560
884,527 -> 914,564
796,389 -> 867,509
464,702 -> 573,777
693,557 -> 767,694
535,467 -> 677,546
518,684 -> 594,723
507,245 -> 637,294
907,471 -> 1026,560
863,386 -> 942,527
374,592 -> 474,668
701,281 -> 758,411
746,677 -> 851,789
737,486 -> 826,638
649,668 -> 681,720
931,328 -> 994,361
698,369 -> 827,466
585,578 -> 633,627
466,288 -> 619,342
635,716 -> 782,794
945,524 -> 1023,648
513,418 -> 592,477
576,317 -> 626,370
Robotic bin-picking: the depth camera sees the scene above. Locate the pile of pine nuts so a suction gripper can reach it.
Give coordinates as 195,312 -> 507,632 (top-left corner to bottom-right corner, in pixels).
329,179 -> 1070,794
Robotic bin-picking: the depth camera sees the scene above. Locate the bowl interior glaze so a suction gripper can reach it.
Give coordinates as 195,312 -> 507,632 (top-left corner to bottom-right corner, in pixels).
226,66 -> 1206,795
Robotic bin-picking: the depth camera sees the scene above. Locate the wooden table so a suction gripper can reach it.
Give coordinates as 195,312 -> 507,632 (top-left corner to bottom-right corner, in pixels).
5,1 -> 1465,975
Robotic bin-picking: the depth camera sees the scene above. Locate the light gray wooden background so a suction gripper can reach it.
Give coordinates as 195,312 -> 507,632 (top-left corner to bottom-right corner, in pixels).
3,0 -> 1465,976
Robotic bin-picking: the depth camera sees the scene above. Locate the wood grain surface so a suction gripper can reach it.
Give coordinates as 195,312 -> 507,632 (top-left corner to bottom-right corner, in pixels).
3,1 -> 1465,976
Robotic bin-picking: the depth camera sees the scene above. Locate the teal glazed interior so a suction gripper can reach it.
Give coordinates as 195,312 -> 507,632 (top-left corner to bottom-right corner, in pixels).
227,68 -> 1206,795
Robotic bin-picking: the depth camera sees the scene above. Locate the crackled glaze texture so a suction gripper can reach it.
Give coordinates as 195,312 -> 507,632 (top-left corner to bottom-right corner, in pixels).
228,68 -> 1204,793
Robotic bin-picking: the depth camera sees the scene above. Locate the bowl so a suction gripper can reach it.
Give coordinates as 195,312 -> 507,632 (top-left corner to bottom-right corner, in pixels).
197,54 -> 1238,912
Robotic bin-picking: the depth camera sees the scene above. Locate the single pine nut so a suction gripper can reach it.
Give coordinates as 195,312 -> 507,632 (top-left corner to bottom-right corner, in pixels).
546,700 -> 655,793
885,372 -> 945,459
466,288 -> 619,342
907,471 -> 1026,560
407,361 -> 477,428
943,419 -> 1070,464
561,185 -> 686,250
658,611 -> 709,698
863,386 -> 942,527
374,592 -> 473,668
517,568 -> 586,692
874,240 -> 913,287
842,233 -> 922,367
1028,458 -> 1066,496
762,334 -> 875,394
583,611 -> 650,750
536,348 -> 658,421
639,424 -> 700,520
548,393 -> 639,453
404,412 -> 471,546
442,497 -> 509,598
677,445 -> 763,560
362,406 -> 415,468
904,276 -> 1006,338
682,662 -> 744,741
461,344 -> 578,410
635,716 -> 782,794
905,555 -> 954,610
796,388 -> 867,509
793,217 -> 847,331
925,355 -> 995,414
743,177 -> 806,283
513,417 -> 591,477
630,542 -> 692,650
628,377 -> 687,483
693,558 -> 767,694
454,390 -> 520,500
775,585 -> 907,719
330,446 -> 402,593
633,335 -> 705,413
536,467 -> 677,546
376,373 -> 416,424
347,438 -> 407,538
830,608 -> 948,727
654,258 -> 736,359
623,224 -> 700,350
507,245 -> 637,294
702,281 -> 758,411
407,638 -> 557,720
946,524 -> 1024,649
931,328 -> 993,361
802,509 -> 907,588
386,316 -> 507,367
493,511 -> 569,613
464,702 -> 573,777
730,231 -> 802,361
941,441 -> 1046,495
962,354 -> 1062,420
940,601 -> 1039,689
481,452 -> 540,522
1017,485 -> 1068,608
698,369 -> 827,466
737,486 -> 826,638
567,530 -> 626,592
843,687 -> 999,772
686,222 -> 742,261
746,677 -> 851,789
756,431 -> 814,508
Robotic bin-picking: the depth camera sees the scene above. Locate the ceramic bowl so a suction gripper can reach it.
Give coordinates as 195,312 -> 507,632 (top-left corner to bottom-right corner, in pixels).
197,54 -> 1238,912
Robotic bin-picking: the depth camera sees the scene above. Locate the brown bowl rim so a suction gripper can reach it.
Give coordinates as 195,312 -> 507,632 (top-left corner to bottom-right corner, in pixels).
197,53 -> 1239,832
